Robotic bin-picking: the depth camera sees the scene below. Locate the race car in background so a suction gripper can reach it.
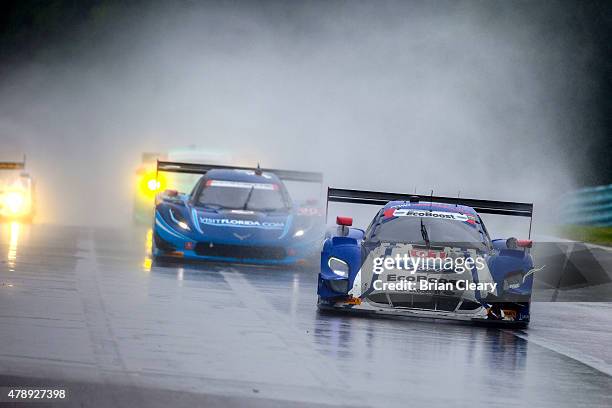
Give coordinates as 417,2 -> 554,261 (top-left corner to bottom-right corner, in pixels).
318,188 -> 535,327
133,152 -> 163,223
0,157 -> 35,222
133,147 -> 234,223
152,161 -> 325,265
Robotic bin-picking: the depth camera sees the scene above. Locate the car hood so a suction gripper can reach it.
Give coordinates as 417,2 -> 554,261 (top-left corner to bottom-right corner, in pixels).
190,207 -> 294,243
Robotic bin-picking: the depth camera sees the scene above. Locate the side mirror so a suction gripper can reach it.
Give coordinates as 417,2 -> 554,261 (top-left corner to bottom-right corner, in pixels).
159,189 -> 185,205
506,237 -> 518,249
506,237 -> 532,249
336,216 -> 353,226
517,239 -> 533,248
336,216 -> 353,237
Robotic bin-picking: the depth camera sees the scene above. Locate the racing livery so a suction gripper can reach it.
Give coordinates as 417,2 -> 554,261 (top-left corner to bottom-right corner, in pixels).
318,188 -> 535,327
153,161 -> 324,265
0,157 -> 35,221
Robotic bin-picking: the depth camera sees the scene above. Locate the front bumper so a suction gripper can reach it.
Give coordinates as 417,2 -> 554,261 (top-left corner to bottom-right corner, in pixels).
317,296 -> 530,326
153,213 -> 319,265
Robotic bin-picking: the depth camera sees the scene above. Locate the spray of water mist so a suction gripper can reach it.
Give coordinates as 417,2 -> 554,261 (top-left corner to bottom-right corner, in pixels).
0,2 -> 590,232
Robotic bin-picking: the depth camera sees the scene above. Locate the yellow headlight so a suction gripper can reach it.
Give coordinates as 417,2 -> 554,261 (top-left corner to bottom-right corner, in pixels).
146,178 -> 160,191
138,170 -> 166,199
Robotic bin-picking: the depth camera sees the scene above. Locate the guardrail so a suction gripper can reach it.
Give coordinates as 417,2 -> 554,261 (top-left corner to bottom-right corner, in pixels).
559,184 -> 612,226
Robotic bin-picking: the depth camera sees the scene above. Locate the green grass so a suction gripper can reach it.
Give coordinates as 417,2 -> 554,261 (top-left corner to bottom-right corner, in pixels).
558,225 -> 612,246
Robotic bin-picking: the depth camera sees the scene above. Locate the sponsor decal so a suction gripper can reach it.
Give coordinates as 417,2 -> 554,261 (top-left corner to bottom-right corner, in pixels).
206,180 -> 278,190
392,208 -> 469,221
383,205 -> 478,225
199,217 -> 285,229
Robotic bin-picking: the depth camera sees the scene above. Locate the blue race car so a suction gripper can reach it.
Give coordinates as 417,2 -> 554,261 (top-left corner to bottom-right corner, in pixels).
152,161 -> 324,265
318,188 -> 536,327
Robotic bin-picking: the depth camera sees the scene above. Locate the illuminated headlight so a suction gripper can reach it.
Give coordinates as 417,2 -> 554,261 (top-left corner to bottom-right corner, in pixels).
169,208 -> 191,231
138,169 -> 166,199
147,178 -> 160,191
328,280 -> 349,293
293,229 -> 305,238
328,257 -> 349,278
4,191 -> 26,214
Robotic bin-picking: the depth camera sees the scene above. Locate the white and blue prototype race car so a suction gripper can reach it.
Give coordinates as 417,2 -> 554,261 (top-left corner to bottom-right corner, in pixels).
318,188 -> 536,327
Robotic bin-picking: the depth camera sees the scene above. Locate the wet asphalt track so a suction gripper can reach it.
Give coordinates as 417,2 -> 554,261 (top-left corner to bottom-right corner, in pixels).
0,223 -> 611,407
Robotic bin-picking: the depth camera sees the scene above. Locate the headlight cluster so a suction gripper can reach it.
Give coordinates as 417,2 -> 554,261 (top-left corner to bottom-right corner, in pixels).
2,191 -> 29,215
328,257 -> 349,278
169,208 -> 191,231
5,192 -> 25,213
138,169 -> 166,199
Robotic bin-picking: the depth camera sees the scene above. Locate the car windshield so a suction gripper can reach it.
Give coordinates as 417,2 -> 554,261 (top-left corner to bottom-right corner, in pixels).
369,210 -> 487,249
197,179 -> 288,211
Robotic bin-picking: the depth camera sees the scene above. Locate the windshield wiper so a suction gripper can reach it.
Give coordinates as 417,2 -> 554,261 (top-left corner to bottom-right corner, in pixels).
242,186 -> 255,210
420,218 -> 430,248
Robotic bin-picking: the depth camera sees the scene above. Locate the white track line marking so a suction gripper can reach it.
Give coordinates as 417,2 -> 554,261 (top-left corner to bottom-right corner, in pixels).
507,329 -> 612,377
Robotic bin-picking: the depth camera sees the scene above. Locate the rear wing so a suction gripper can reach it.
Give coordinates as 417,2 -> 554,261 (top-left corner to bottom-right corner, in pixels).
156,160 -> 323,183
327,187 -> 534,237
0,156 -> 26,170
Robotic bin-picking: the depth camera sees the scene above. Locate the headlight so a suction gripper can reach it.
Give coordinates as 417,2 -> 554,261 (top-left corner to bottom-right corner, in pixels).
147,178 -> 160,191
328,257 -> 349,278
328,279 -> 349,293
293,229 -> 305,238
169,208 -> 191,231
4,191 -> 26,214
138,170 -> 166,198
